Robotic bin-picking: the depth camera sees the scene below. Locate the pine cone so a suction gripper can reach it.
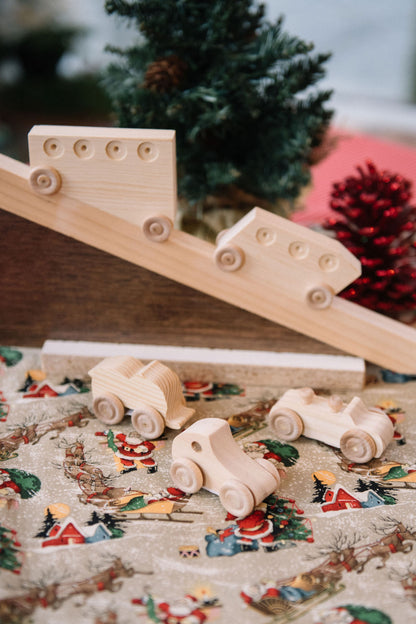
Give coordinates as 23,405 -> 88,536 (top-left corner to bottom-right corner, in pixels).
143,55 -> 187,93
325,161 -> 416,319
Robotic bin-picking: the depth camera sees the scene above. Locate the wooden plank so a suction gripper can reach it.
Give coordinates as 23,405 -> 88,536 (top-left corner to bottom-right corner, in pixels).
41,340 -> 366,390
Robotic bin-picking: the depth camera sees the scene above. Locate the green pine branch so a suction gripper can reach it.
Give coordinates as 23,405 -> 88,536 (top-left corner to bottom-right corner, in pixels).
103,0 -> 333,224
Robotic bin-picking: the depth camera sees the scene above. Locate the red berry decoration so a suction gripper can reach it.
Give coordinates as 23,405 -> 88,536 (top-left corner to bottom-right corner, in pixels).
325,161 -> 416,320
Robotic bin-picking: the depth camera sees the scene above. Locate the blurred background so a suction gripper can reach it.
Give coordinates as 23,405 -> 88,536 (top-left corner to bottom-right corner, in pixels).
269,0 -> 416,141
1,0 -> 416,155
1,0 -> 415,326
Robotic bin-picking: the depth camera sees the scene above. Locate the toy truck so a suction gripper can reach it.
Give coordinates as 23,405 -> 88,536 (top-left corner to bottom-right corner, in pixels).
89,356 -> 194,439
171,418 -> 281,517
268,387 -> 394,463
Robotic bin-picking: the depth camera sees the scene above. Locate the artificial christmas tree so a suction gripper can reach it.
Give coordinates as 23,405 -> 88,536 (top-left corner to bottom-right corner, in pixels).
103,0 -> 332,238
326,161 -> 416,321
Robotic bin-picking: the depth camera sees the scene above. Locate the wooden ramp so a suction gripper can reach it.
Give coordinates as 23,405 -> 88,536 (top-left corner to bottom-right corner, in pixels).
1,125 -> 416,373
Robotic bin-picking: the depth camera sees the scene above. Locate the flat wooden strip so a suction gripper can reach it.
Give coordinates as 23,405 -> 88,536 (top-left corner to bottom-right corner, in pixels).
41,340 -> 366,391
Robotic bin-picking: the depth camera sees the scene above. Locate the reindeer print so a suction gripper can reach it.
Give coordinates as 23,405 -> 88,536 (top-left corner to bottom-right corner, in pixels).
0,409 -> 90,460
359,518 -> 416,570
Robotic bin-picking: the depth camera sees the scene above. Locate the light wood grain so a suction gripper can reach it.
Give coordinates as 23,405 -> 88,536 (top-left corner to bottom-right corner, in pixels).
171,418 -> 280,514
268,388 -> 394,462
217,207 -> 361,295
28,126 -> 177,226
89,355 -> 194,431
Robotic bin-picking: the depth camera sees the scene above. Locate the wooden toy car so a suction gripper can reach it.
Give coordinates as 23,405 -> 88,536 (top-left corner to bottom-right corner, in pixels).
268,388 -> 394,463
213,207 -> 361,311
89,356 -> 194,439
170,418 -> 281,517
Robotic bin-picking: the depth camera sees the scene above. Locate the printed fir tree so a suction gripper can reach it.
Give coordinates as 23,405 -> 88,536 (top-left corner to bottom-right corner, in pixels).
0,392 -> 9,421
0,524 -> 22,573
266,495 -> 313,542
312,475 -> 328,504
0,346 -> 22,367
326,161 -> 416,320
35,508 -> 56,538
354,479 -> 397,506
87,510 -> 127,539
103,0 -> 332,238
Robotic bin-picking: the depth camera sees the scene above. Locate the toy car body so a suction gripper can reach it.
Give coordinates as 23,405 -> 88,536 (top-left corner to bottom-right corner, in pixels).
89,356 -> 194,439
268,387 -> 394,463
28,126 -> 177,229
170,418 -> 280,517
213,207 -> 361,311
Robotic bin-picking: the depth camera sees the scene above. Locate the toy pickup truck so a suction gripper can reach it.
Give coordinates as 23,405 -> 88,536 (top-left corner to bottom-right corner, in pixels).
171,418 -> 281,517
89,356 -> 194,439
268,387 -> 394,463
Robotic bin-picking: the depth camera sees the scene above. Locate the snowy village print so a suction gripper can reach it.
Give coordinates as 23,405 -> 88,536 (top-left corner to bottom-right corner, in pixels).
0,347 -> 416,623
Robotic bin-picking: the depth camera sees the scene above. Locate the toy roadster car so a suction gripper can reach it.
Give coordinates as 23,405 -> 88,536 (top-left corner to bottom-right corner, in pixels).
268,387 -> 394,463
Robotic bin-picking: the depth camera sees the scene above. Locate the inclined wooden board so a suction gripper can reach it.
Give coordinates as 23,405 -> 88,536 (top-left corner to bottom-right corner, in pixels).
1,150 -> 416,372
41,340 -> 366,390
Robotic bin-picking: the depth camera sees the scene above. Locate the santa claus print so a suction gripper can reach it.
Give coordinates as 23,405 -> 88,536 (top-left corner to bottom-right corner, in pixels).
234,508 -> 276,548
133,591 -> 210,623
0,468 -> 41,502
101,430 -> 158,474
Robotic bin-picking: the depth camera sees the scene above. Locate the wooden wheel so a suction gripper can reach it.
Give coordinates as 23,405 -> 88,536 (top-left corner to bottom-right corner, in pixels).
29,166 -> 61,195
214,245 -> 245,272
170,458 -> 203,494
340,429 -> 377,463
306,285 -> 334,309
268,407 -> 304,442
131,404 -> 165,439
215,228 -> 230,245
142,215 -> 173,242
93,393 -> 125,425
255,458 -> 281,490
219,479 -> 255,517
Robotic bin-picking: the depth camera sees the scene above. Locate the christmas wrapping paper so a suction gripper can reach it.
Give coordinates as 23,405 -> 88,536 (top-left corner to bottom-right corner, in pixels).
1,346 -> 416,624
